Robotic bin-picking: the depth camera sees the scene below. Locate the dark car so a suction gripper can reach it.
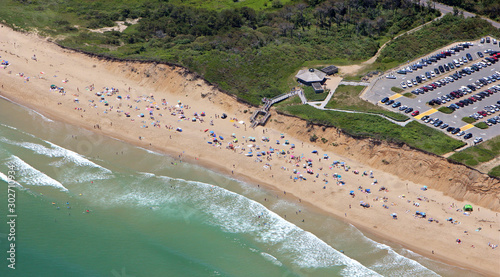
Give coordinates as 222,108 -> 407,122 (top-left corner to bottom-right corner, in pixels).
448,62 -> 455,69
386,99 -> 395,105
440,123 -> 449,129
392,101 -> 401,108
477,51 -> 484,58
434,68 -> 440,75
444,64 -> 450,71
381,97 -> 389,103
425,72 -> 432,79
466,53 -> 473,61
486,37 -> 491,43
451,128 -> 460,134
446,126 -> 455,132
405,107 -> 414,113
438,65 -> 445,73
421,115 -> 430,121
464,133 -> 473,139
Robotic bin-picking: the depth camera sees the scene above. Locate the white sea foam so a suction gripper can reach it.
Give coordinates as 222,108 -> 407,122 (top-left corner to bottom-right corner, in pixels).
106,174 -> 380,276
29,109 -> 54,122
0,171 -> 23,189
0,137 -> 111,172
8,155 -> 67,191
0,123 -> 17,130
346,224 -> 439,276
260,252 -> 283,267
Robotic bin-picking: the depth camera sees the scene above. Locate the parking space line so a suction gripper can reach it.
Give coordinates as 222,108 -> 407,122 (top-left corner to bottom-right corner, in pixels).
414,108 -> 438,119
388,94 -> 402,100
460,124 -> 475,131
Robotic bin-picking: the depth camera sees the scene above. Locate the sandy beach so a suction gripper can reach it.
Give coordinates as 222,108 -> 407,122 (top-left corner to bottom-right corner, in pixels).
0,25 -> 499,276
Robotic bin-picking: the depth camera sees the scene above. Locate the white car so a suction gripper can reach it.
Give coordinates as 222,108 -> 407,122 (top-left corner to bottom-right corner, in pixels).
407,80 -> 413,87
401,82 -> 407,89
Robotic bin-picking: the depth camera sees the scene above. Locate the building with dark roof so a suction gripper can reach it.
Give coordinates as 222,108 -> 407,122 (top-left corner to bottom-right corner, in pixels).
321,65 -> 338,75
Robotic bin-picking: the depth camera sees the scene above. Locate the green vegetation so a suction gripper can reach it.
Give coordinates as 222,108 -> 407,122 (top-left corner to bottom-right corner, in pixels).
436,0 -> 500,21
378,14 -> 500,64
0,0 -> 440,105
438,106 -> 453,114
462,117 -> 476,124
325,85 -> 408,121
303,86 -> 327,102
475,122 -> 488,129
403,92 -> 416,98
489,165 -> 500,177
448,136 -> 500,167
279,105 -> 465,155
391,87 -> 404,93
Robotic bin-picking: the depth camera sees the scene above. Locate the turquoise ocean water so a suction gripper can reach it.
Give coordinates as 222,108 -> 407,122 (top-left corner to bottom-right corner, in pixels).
0,97 -> 481,277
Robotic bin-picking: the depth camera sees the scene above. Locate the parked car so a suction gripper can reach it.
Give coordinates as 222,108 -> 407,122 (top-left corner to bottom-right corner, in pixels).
464,133 -> 473,139
381,97 -> 389,103
405,107 -> 414,113
386,99 -> 395,105
411,110 -> 419,116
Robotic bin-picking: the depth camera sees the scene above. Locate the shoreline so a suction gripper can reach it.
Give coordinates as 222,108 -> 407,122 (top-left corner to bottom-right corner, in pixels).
0,25 -> 499,276
0,94 -> 482,275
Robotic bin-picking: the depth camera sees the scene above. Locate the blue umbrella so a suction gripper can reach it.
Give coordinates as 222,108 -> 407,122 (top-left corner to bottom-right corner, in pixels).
312,150 -> 318,153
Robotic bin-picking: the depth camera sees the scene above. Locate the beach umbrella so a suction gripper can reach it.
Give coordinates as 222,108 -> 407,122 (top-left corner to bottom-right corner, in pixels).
221,113 -> 227,119
463,204 -> 473,211
291,144 -> 295,148
219,136 -> 224,140
139,113 -> 144,117
312,150 -> 318,153
349,190 -> 354,195
204,129 -> 209,132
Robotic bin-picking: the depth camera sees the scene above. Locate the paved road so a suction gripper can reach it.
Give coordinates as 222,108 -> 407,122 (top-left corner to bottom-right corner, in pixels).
423,1 -> 500,29
364,39 -> 500,144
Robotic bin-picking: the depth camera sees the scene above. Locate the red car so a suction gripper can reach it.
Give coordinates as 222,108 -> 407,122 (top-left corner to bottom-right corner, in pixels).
411,110 -> 420,116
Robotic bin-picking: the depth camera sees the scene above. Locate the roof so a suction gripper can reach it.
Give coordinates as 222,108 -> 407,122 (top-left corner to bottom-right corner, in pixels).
295,68 -> 326,83
312,82 -> 323,91
321,65 -> 338,75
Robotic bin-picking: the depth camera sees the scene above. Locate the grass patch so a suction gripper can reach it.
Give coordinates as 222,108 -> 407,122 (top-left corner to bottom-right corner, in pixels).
475,122 -> 488,129
488,165 -> 500,177
325,85 -> 408,121
448,136 -> 500,167
280,105 -> 465,155
403,92 -> 416,98
303,86 -> 328,102
274,95 -> 302,108
438,106 -> 453,114
462,117 -> 476,124
391,87 -> 404,93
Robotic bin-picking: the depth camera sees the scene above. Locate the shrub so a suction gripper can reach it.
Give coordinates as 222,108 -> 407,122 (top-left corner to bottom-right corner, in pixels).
475,122 -> 488,129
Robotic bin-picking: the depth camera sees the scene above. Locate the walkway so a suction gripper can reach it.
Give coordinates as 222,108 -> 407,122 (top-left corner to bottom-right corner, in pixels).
307,103 -> 412,127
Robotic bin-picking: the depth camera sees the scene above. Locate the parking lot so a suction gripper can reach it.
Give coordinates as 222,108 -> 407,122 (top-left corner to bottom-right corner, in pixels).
365,37 -> 500,145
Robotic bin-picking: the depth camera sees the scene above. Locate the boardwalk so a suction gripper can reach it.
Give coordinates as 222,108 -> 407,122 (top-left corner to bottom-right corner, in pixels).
250,90 -> 302,128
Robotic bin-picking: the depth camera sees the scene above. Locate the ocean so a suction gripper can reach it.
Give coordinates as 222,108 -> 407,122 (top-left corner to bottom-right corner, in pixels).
0,97 -> 481,277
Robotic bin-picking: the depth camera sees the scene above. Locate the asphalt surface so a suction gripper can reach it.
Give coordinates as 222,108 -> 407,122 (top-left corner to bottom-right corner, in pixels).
422,0 -> 500,29
365,38 -> 500,144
